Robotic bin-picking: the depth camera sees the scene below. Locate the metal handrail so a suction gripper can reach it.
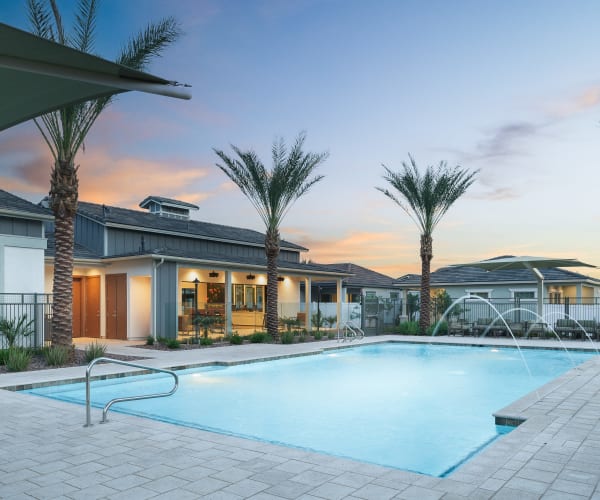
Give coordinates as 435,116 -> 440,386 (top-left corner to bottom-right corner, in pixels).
85,357 -> 179,427
338,323 -> 365,342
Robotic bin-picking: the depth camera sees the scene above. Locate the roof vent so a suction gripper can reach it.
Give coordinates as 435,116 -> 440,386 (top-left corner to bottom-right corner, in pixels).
139,196 -> 199,221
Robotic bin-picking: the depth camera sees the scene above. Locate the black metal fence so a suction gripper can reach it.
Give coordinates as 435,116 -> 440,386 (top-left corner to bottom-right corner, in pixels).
0,293 -> 53,349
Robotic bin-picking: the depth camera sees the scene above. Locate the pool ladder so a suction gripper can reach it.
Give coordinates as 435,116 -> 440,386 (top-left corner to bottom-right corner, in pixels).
338,323 -> 365,342
84,357 -> 179,427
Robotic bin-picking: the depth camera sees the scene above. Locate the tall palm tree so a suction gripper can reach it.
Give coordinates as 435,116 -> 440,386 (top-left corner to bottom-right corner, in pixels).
214,133 -> 327,338
377,155 -> 478,334
28,0 -> 180,347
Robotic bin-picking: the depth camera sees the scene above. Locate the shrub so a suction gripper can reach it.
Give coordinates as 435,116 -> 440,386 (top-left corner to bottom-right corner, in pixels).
146,335 -> 155,345
250,332 -> 268,343
0,348 -> 8,365
281,331 -> 294,344
157,336 -> 168,346
398,321 -> 420,335
200,337 -> 213,346
427,321 -> 448,336
313,331 -> 323,340
6,347 -> 31,372
43,345 -> 71,366
298,334 -> 306,343
229,333 -> 243,345
0,314 -> 35,348
327,331 -> 336,340
166,339 -> 180,349
84,342 -> 107,363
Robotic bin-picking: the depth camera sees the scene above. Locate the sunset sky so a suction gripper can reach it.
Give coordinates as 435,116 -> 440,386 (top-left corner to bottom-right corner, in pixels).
2,0 -> 600,279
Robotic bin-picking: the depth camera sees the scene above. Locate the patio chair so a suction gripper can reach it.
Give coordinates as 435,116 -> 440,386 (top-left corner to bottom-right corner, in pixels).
448,319 -> 471,336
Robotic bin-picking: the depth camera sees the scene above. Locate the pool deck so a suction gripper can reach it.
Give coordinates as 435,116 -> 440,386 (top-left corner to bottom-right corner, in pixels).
1,335 -> 600,499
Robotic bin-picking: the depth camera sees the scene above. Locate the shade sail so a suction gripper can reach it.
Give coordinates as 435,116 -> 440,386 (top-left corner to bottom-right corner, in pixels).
451,255 -> 596,319
0,23 -> 191,132
453,256 -> 596,272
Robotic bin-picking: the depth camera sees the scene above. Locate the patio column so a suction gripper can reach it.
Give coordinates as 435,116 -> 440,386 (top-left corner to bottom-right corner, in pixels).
225,270 -> 232,334
305,277 -> 312,331
336,278 -> 343,333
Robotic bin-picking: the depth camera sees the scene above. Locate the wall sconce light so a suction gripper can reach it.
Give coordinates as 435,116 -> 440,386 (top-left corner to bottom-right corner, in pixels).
208,270 -> 219,278
277,276 -> 285,282
246,274 -> 255,280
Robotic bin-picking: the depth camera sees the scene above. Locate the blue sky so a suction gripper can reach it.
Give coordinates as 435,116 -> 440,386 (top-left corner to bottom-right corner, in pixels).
2,0 -> 600,278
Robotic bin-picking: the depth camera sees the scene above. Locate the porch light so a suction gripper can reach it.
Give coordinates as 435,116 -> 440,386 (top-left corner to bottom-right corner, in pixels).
277,276 -> 285,282
246,274 -> 255,280
209,270 -> 219,278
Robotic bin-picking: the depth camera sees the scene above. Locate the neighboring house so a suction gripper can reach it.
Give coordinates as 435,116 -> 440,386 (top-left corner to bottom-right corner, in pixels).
0,190 -> 53,347
396,256 -> 600,322
302,263 -> 400,331
0,190 -> 52,295
38,195 -> 350,340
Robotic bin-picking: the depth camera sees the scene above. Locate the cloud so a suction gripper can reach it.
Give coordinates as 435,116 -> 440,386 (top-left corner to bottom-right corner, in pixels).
546,84 -> 600,119
286,228 -> 418,277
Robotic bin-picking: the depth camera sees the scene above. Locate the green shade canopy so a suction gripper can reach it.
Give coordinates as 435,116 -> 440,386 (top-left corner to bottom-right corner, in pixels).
0,22 -> 191,132
452,256 -> 596,272
451,255 -> 596,319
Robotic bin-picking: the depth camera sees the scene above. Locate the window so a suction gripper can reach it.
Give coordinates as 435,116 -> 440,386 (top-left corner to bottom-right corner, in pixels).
232,284 -> 265,311
469,291 -> 489,299
514,291 -> 535,300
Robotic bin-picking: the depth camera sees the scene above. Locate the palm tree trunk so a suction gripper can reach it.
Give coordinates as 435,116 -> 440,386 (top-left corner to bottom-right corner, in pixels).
265,228 -> 280,339
419,233 -> 433,334
50,158 -> 78,347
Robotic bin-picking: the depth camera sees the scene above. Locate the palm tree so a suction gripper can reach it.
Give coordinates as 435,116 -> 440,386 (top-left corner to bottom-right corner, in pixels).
28,0 -> 180,347
377,155 -> 478,334
214,133 -> 327,339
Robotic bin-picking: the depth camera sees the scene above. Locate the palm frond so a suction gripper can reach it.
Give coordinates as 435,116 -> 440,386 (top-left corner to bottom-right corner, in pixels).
27,0 -> 55,40
214,133 -> 327,234
377,155 -> 478,236
73,0 -> 97,52
49,0 -> 67,45
117,17 -> 181,71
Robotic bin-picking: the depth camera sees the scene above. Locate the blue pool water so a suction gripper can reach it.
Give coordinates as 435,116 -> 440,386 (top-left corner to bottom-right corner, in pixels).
25,343 -> 593,476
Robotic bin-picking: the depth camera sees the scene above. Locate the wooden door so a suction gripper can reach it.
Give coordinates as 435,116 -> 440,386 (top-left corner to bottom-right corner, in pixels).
72,278 -> 82,338
106,274 -> 127,339
85,276 -> 100,338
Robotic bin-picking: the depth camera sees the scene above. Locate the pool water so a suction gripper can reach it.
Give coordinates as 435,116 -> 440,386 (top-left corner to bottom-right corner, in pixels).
25,343 -> 594,476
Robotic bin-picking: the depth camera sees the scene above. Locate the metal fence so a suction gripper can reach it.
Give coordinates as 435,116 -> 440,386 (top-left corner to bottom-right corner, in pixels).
429,297 -> 600,326
0,293 -> 53,349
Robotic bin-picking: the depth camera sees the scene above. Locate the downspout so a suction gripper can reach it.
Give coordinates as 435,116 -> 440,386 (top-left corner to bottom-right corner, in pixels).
152,258 -> 165,339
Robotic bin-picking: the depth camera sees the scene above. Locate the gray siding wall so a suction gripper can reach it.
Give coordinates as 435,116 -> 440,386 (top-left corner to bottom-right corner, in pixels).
156,261 -> 178,339
75,215 -> 105,255
106,228 -> 300,262
0,216 -> 43,237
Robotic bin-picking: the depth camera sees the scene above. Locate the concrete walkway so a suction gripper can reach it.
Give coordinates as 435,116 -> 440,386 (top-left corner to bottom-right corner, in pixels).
1,335 -> 600,499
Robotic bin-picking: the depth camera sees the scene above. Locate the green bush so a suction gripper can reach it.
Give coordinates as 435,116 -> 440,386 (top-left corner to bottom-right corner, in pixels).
166,339 -> 180,349
43,345 -> 71,366
229,333 -> 243,345
298,334 -> 306,343
281,331 -> 294,344
250,332 -> 268,343
0,314 -> 35,348
327,331 -> 336,340
398,321 -> 420,335
6,347 -> 31,372
427,320 -> 448,336
313,331 -> 323,340
0,348 -> 9,365
146,335 -> 155,345
84,342 -> 107,363
200,337 -> 213,346
157,336 -> 168,345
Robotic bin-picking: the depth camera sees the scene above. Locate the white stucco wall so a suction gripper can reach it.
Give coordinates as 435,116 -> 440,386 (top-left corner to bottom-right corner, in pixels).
1,237 -> 46,294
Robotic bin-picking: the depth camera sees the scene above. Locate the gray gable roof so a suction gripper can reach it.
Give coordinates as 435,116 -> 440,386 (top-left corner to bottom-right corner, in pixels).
139,195 -> 199,210
319,262 -> 397,288
77,200 -> 307,252
0,189 -> 52,220
397,257 -> 600,287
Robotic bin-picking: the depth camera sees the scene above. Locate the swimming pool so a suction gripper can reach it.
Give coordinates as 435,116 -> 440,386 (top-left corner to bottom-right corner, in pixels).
25,343 -> 594,477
